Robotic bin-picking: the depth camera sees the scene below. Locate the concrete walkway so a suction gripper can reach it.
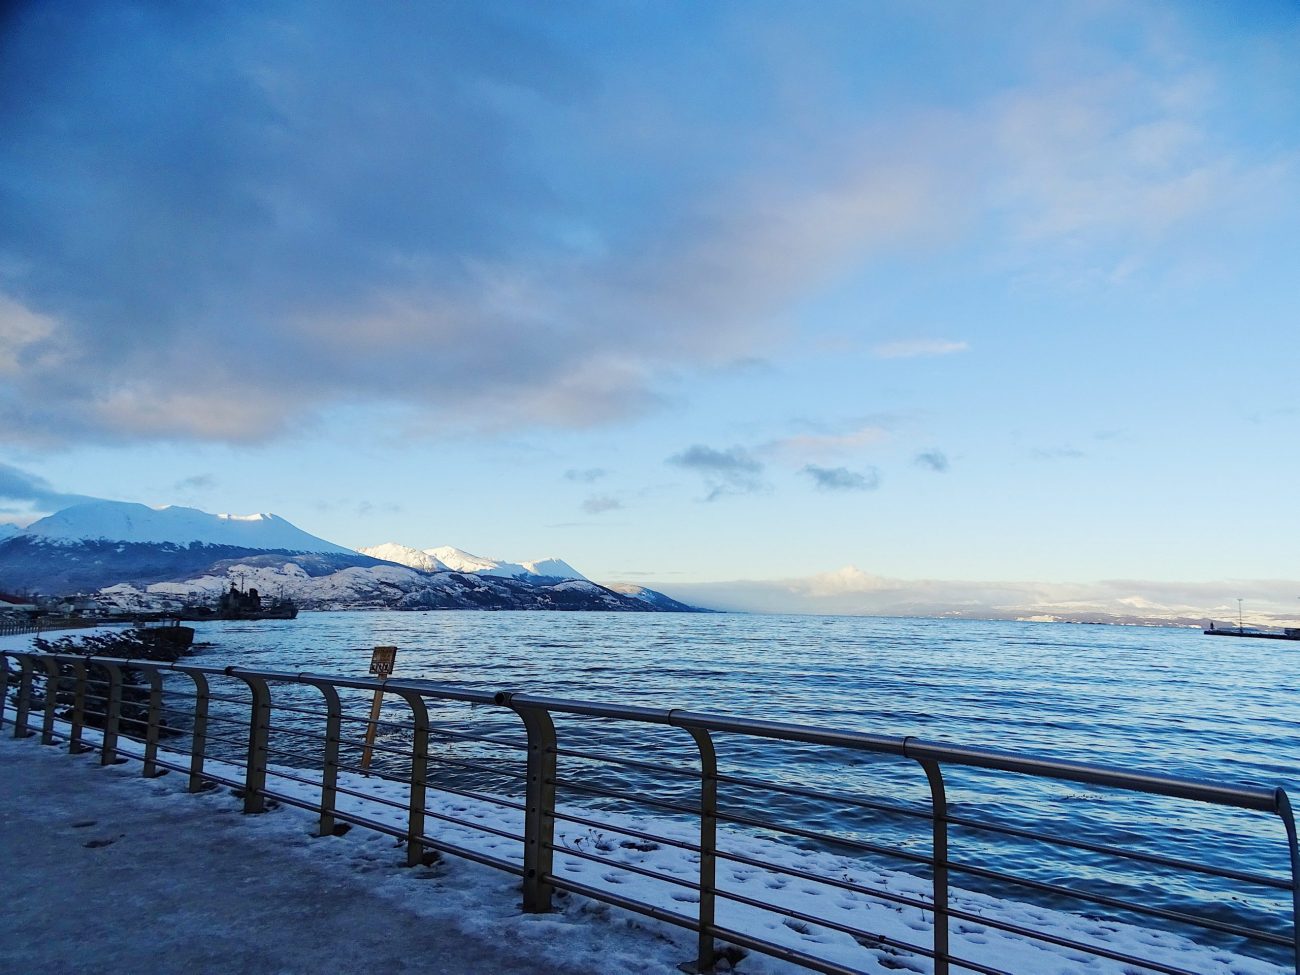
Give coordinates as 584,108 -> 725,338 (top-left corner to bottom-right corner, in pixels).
0,731 -> 614,975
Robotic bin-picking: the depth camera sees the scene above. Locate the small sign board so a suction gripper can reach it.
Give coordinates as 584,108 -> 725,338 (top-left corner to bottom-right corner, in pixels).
369,645 -> 397,678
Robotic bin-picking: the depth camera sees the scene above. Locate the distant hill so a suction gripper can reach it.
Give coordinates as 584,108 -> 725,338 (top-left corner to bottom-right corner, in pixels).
359,542 -> 587,581
0,502 -> 702,613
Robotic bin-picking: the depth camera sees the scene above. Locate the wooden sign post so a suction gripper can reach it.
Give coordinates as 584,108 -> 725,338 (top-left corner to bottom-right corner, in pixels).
361,646 -> 397,773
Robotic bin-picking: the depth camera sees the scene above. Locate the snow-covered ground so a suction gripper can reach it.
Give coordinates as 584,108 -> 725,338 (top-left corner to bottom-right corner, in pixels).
0,688 -> 1285,975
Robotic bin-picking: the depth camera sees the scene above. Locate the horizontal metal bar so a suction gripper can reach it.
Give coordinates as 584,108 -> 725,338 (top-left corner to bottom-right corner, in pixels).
714,845 -> 936,916
334,735 -> 413,759
707,919 -> 918,975
944,856 -> 1291,946
715,768 -> 932,820
262,669 -> 498,706
549,842 -> 700,891
423,725 -> 527,751
941,900 -> 1207,975
703,711 -> 1289,813
716,806 -> 932,867
555,744 -> 701,780
420,807 -> 523,845
264,767 -> 326,791
548,872 -> 878,975
423,781 -> 527,813
716,882 -> 936,963
552,775 -> 702,817
498,691 -> 676,725
198,730 -> 257,751
265,723 -> 330,743
262,743 -> 328,767
547,808 -> 701,855
330,780 -> 415,814
259,785 -> 334,817
427,754 -> 530,784
336,712 -> 411,732
411,832 -> 525,877
329,758 -> 414,786
945,812 -> 1293,891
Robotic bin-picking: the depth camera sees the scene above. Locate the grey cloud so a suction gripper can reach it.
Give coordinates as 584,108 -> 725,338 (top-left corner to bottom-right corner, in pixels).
0,3 -> 958,447
801,464 -> 880,491
565,468 -> 607,483
667,445 -> 765,501
914,450 -> 949,472
174,473 -> 216,492
582,495 -> 623,514
0,463 -> 99,510
1031,446 -> 1086,460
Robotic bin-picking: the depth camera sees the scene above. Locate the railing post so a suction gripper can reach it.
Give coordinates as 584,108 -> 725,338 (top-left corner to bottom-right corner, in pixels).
226,670 -> 271,813
1275,788 -> 1300,974
0,653 -> 10,732
69,658 -> 90,754
681,721 -> 719,974
498,692 -> 558,912
40,656 -> 60,745
99,662 -> 124,765
920,759 -> 950,975
301,677 -> 342,837
182,669 -> 210,793
141,668 -> 165,777
13,655 -> 35,738
389,688 -> 429,867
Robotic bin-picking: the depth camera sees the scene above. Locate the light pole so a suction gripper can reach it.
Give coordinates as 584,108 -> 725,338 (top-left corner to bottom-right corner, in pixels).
1237,597 -> 1244,631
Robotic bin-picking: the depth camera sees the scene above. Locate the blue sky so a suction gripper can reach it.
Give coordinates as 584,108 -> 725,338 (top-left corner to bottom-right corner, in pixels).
1,1 -> 1298,610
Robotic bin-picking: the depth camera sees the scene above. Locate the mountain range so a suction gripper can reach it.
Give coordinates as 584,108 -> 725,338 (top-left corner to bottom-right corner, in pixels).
0,501 -> 700,614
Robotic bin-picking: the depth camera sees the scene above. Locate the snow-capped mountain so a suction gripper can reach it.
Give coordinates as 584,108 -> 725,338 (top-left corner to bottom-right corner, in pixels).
22,501 -> 353,554
602,583 -> 699,613
0,501 -> 701,613
0,523 -> 20,540
357,542 -> 445,572
102,560 -> 665,614
359,543 -> 586,581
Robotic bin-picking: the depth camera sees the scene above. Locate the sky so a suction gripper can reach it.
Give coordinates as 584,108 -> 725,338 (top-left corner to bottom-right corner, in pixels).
1,1 -> 1298,618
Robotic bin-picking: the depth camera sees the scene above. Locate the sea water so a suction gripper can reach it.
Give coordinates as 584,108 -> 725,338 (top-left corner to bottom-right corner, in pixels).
178,611 -> 1299,960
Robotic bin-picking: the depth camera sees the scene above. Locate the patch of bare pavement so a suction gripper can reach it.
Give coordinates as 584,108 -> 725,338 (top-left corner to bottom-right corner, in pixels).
0,732 -> 617,975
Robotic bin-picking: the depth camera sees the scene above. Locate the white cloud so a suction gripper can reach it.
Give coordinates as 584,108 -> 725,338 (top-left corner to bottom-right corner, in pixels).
0,295 -> 63,377
765,424 -> 890,459
871,339 -> 969,360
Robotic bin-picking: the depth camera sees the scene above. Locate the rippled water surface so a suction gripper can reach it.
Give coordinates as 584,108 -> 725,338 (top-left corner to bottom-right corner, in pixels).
194,611 -> 1297,785
183,611 -> 1298,958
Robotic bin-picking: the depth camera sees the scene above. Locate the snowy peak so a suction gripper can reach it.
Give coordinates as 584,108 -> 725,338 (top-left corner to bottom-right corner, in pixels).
0,523 -> 20,540
23,501 -> 354,554
422,546 -> 587,581
423,546 -> 499,573
360,542 -> 587,581
357,543 -> 447,572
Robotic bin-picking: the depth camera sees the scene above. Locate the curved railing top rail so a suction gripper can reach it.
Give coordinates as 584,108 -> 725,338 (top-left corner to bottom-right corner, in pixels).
6,648 -> 1286,814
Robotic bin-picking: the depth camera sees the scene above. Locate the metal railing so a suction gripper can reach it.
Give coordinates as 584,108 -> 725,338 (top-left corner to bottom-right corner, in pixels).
2,648 -> 1297,975
0,618 -> 103,637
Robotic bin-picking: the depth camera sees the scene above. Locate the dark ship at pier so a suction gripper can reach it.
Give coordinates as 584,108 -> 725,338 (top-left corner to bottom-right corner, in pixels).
180,581 -> 298,621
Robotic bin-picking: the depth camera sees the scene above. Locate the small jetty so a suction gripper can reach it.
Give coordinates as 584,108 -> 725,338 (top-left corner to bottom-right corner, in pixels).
1204,622 -> 1300,641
